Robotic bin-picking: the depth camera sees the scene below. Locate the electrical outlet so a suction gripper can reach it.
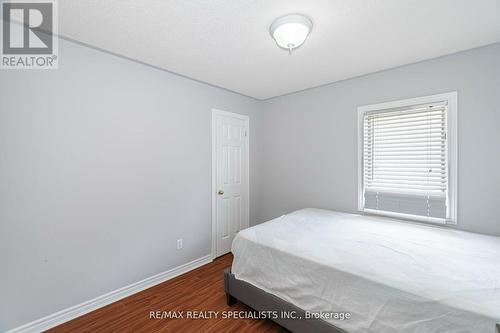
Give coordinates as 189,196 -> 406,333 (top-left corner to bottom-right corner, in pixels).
176,239 -> 183,250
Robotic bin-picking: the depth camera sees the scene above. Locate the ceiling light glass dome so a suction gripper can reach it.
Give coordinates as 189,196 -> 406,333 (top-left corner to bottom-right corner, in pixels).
270,14 -> 313,53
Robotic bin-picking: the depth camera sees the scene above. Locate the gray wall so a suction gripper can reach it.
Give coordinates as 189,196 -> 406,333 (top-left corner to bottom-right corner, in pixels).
0,38 -> 261,331
259,43 -> 500,236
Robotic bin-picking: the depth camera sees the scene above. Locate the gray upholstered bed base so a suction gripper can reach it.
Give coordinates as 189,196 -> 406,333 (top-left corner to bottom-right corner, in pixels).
224,268 -> 345,333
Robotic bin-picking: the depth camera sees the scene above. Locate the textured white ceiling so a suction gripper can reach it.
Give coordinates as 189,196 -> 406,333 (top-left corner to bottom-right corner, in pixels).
60,0 -> 500,100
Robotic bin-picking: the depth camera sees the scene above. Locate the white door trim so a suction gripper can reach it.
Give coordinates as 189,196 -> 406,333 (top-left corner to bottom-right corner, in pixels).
211,108 -> 250,260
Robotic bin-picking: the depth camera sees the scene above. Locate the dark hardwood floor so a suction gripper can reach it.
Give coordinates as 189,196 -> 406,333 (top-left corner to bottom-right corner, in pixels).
48,254 -> 286,333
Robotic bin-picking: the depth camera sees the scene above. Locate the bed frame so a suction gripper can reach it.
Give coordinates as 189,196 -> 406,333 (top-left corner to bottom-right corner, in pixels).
224,268 -> 345,333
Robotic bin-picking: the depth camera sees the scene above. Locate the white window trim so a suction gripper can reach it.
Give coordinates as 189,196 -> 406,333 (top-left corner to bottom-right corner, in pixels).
357,92 -> 458,225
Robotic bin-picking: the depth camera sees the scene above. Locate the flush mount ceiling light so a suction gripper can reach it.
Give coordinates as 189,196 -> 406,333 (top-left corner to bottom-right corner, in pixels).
270,14 -> 313,54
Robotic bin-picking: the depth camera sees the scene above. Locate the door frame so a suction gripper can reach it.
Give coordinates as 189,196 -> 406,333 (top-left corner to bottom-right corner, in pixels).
211,108 -> 250,260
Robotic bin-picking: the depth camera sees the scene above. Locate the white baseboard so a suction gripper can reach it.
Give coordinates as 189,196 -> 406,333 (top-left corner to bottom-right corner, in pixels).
6,255 -> 213,333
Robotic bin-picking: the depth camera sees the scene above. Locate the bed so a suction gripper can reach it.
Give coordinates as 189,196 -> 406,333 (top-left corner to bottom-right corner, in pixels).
225,208 -> 500,332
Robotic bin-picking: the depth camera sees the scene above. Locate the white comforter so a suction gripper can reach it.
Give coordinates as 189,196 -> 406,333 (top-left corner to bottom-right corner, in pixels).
231,209 -> 500,333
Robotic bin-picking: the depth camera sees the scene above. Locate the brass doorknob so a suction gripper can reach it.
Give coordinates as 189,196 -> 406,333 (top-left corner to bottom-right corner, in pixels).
218,190 -> 224,195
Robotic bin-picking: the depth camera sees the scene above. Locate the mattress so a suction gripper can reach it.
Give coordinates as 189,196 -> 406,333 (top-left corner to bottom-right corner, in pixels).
231,208 -> 500,333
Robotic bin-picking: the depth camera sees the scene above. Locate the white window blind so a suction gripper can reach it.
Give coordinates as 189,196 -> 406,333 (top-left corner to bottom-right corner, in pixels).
362,102 -> 449,222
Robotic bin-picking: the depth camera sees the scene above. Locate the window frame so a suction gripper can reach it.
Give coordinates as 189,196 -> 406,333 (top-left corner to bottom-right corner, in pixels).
357,92 -> 458,225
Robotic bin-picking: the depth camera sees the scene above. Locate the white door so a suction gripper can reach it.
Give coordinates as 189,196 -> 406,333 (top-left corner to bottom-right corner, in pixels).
212,109 -> 249,258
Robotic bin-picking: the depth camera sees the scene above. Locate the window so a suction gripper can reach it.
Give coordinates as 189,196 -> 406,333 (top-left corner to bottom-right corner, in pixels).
358,92 -> 457,224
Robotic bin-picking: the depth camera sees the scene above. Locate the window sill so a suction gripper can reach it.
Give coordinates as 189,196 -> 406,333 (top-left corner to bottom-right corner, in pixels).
361,208 -> 456,225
